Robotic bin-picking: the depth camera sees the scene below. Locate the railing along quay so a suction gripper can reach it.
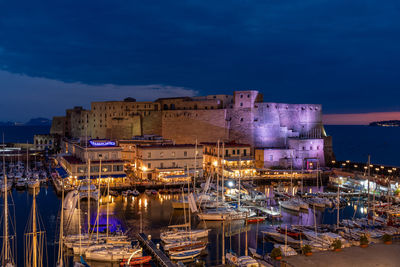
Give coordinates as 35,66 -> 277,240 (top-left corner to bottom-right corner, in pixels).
136,233 -> 176,267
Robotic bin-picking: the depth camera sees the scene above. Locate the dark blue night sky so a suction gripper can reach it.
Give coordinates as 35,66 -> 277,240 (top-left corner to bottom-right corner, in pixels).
0,0 -> 399,121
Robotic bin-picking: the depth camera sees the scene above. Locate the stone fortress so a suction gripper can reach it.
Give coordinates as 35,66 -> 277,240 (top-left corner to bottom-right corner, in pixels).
51,90 -> 333,169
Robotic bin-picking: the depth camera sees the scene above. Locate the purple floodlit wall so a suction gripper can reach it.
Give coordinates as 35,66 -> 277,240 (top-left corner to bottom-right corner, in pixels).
255,148 -> 295,168
56,90 -> 328,168
288,138 -> 325,168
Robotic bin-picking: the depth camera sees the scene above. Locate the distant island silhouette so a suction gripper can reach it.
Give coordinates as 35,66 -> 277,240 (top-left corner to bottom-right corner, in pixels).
369,120 -> 400,127
0,117 -> 52,126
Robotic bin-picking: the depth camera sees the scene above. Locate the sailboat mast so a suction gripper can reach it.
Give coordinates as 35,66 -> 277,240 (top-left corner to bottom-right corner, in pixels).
222,142 -> 224,203
26,141 -> 29,173
290,151 -> 293,195
187,165 -> 191,231
97,157 -> 101,241
238,153 -> 241,208
33,187 -> 37,267
106,175 -> 110,239
367,155 -> 370,225
216,140 -> 220,208
88,158 -> 91,234
194,139 -> 197,194
57,178 -> 65,266
78,191 -> 82,255
337,181 -> 340,228
2,134 -> 10,264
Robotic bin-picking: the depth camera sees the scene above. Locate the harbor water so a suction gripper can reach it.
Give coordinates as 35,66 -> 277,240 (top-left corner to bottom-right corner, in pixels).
2,184 -> 368,266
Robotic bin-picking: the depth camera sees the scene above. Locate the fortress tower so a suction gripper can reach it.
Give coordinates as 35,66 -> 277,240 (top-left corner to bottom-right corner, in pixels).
51,90 -> 332,168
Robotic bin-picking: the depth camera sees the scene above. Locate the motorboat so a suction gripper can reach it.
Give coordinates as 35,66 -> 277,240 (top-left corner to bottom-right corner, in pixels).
279,200 -> 300,212
274,244 -> 297,256
163,240 -> 205,251
85,246 -> 142,262
169,250 -> 201,260
120,256 -> 152,266
161,229 -> 210,243
168,242 -> 206,255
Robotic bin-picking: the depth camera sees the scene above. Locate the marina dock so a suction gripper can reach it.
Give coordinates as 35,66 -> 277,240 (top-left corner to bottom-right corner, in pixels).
284,243 -> 400,267
136,233 -> 176,267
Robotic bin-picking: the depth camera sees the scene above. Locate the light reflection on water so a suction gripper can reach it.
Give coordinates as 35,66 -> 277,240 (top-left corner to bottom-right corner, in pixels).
2,185 -> 367,266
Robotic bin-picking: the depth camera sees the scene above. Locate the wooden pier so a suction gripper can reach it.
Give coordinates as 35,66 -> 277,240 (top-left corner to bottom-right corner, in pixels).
136,233 -> 176,267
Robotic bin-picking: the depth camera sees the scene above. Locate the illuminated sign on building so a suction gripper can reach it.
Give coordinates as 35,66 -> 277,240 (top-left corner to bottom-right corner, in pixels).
89,140 -> 116,147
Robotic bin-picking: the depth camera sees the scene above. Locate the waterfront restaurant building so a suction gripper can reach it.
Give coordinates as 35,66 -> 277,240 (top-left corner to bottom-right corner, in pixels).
135,144 -> 202,183
57,139 -> 126,187
202,142 -> 256,179
119,135 -> 173,164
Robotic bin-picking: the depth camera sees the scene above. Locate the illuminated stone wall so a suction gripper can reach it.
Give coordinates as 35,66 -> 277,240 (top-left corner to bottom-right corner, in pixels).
53,90 -> 329,167
161,109 -> 228,144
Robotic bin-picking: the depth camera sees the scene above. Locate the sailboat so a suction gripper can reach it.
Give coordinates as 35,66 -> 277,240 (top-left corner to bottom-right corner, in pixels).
1,137 -> 17,267
162,168 -> 210,243
24,186 -> 47,267
198,143 -> 253,221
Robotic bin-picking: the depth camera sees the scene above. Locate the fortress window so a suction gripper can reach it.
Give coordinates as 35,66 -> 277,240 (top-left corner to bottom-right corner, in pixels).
147,152 -> 151,158
205,106 -> 208,109
317,146 -> 320,150
244,150 -> 247,156
213,96 -> 216,98
164,104 -> 168,110
254,118 -> 258,122
233,150 -> 235,155
172,162 -> 176,167
240,94 -> 243,98
184,151 -> 187,157
211,106 -> 214,109
240,102 -> 243,107
302,146 -> 305,150
160,163 -> 164,168
310,146 -> 313,150
148,163 -> 151,168
247,94 -> 250,98
240,118 -> 243,122
269,155 -> 273,161
225,150 -> 229,157
267,105 -> 269,108
194,105 -> 198,110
